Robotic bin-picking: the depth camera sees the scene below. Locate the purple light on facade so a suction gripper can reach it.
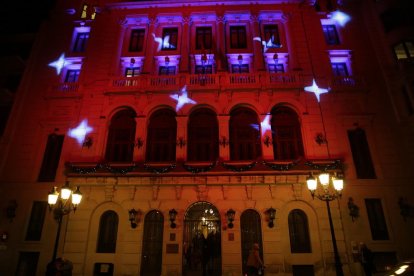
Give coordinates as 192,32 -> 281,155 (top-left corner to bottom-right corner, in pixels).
304,79 -> 330,102
170,86 -> 196,111
330,10 -> 350,27
68,119 -> 93,145
48,53 -> 72,75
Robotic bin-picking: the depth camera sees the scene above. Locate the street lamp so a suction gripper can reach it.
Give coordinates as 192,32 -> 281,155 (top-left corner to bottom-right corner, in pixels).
46,182 -> 82,275
307,172 -> 344,276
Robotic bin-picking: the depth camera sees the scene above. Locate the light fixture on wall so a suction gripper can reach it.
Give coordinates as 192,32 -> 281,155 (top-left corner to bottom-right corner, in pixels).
237,54 -> 243,66
226,209 -> 235,229
398,197 -> 413,222
273,53 -> 278,64
128,209 -> 141,229
347,197 -> 359,222
6,200 -> 17,222
169,209 -> 178,228
306,172 -> 344,276
0,231 -> 8,242
265,207 -> 276,228
176,137 -> 186,148
201,53 -> 207,67
165,56 -> 170,66
135,138 -> 144,148
219,136 -> 229,147
82,136 -> 93,148
263,135 -> 272,147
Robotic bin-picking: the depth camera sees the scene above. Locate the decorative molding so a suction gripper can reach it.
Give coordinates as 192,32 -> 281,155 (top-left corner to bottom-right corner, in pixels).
292,183 -> 303,200
152,185 -> 159,201
175,185 -> 182,200
245,185 -> 253,200
196,185 -> 208,201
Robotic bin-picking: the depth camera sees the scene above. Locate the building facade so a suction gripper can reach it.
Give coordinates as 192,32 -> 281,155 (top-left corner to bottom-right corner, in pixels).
0,0 -> 413,275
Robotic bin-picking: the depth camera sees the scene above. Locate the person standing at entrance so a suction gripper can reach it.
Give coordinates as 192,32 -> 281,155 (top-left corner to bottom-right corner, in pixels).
359,242 -> 374,276
246,243 -> 264,276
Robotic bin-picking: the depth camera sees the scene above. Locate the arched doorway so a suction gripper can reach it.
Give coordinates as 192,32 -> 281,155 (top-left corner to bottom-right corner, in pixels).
183,201 -> 221,276
240,209 -> 263,275
140,210 -> 164,276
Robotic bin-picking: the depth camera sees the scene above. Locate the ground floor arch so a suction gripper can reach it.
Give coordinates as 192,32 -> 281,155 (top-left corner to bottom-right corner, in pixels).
183,201 -> 222,276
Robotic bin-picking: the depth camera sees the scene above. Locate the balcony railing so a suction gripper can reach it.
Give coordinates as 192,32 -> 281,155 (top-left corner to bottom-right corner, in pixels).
109,72 -> 307,92
331,76 -> 366,89
52,83 -> 80,93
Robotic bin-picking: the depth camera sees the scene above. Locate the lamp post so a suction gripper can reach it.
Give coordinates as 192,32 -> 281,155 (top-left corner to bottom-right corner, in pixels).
46,182 -> 82,275
307,172 -> 344,276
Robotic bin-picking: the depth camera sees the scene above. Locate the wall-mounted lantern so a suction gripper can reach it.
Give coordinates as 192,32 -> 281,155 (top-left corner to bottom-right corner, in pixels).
398,197 -> 413,221
226,209 -> 235,229
82,136 -> 93,148
347,197 -> 359,222
169,209 -> 178,228
273,53 -> 278,64
128,209 -> 142,229
265,207 -> 276,228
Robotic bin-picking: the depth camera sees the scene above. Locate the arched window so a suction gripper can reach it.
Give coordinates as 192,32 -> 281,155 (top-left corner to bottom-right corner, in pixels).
97,210 -> 119,253
146,109 -> 177,162
141,210 -> 164,276
187,108 -> 218,161
105,109 -> 136,162
229,107 -> 261,160
288,209 -> 311,253
240,209 -> 263,275
271,106 -> 304,160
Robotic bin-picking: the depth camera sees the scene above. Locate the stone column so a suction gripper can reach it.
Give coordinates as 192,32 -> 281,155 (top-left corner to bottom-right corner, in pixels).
283,13 -> 299,71
260,114 -> 274,160
250,14 -> 265,72
215,13 -> 227,72
134,116 -> 146,162
218,114 -> 230,160
175,116 -> 188,161
111,18 -> 127,76
179,16 -> 191,73
142,15 -> 157,74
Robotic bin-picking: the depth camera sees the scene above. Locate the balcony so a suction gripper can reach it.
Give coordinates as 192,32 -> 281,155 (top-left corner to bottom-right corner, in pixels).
330,76 -> 366,91
108,72 -> 305,93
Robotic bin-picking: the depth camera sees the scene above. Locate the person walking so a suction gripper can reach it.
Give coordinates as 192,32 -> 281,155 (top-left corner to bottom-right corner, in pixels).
246,243 -> 264,276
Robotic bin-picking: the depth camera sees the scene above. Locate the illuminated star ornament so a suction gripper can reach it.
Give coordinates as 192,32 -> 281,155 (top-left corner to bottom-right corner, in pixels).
170,86 -> 196,111
152,33 -> 175,52
260,114 -> 272,135
253,36 -> 281,53
330,10 -> 351,27
68,119 -> 93,145
48,53 -> 72,75
304,79 -> 330,102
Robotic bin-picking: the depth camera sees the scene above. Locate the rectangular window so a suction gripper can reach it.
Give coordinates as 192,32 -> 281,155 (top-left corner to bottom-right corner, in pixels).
402,85 -> 414,115
25,201 -> 47,241
129,29 -> 145,52
268,64 -> 285,73
38,134 -> 64,182
347,128 -> 376,179
230,26 -> 247,49
322,25 -> 340,45
125,67 -> 140,77
196,27 -> 212,50
331,62 -> 349,76
65,70 -> 80,83
15,252 -> 40,276
162,28 -> 178,50
263,25 -> 281,48
159,66 -> 176,75
365,199 -> 389,240
231,64 -> 249,73
195,65 -> 212,74
73,32 -> 89,52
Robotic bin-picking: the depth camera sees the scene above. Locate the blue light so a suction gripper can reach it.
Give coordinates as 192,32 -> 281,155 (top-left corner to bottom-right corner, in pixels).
68,119 -> 93,145
170,86 -> 196,111
304,79 -> 330,102
48,53 -> 72,75
330,10 -> 350,27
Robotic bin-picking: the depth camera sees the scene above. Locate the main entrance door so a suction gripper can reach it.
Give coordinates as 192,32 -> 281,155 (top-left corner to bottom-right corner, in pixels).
183,201 -> 221,276
140,210 -> 164,276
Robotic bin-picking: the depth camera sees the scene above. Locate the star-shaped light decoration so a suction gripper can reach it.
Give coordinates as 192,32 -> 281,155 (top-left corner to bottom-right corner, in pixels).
330,10 -> 351,27
152,33 -> 175,52
170,86 -> 196,111
304,79 -> 330,102
48,53 -> 72,75
260,114 -> 272,135
68,119 -> 93,145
